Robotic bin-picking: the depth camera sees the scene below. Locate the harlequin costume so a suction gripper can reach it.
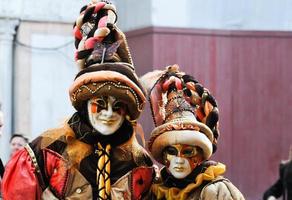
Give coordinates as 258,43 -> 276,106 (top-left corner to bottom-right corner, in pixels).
1,1 -> 154,199
141,65 -> 245,200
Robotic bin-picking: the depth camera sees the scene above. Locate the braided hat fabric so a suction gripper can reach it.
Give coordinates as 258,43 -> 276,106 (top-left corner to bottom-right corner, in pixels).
141,65 -> 220,164
69,0 -> 146,121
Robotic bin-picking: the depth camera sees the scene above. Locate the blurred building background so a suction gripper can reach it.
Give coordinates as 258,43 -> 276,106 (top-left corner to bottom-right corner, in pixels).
0,0 -> 292,199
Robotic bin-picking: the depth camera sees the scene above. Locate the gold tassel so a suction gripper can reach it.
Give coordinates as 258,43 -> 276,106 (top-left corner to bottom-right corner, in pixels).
96,142 -> 111,200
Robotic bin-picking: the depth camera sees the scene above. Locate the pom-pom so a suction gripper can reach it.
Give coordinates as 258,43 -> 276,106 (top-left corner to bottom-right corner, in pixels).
73,26 -> 82,40
140,70 -> 164,95
74,39 -> 80,49
76,14 -> 84,29
98,16 -> 108,28
94,27 -> 110,38
74,51 -> 78,61
80,5 -> 88,14
94,2 -> 106,13
83,6 -> 95,23
84,37 -> 97,49
77,59 -> 86,70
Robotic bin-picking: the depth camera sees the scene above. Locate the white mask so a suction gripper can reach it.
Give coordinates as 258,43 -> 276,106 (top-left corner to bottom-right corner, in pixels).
87,96 -> 125,135
163,144 -> 203,179
168,156 -> 192,179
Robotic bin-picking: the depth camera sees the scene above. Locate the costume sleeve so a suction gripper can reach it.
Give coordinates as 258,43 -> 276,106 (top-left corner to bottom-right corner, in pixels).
263,179 -> 283,199
200,178 -> 245,200
1,148 -> 42,200
263,162 -> 285,200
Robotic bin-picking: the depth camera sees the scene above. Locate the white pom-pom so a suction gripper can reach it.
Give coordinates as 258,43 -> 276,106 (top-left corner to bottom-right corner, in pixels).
94,27 -> 110,38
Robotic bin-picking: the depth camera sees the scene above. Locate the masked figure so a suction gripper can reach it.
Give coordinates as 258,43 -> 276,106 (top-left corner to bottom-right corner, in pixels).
263,147 -> 292,200
2,1 -> 154,199
141,65 -> 245,200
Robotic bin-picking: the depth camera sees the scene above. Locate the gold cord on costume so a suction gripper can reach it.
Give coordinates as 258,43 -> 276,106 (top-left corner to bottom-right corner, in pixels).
96,142 -> 111,200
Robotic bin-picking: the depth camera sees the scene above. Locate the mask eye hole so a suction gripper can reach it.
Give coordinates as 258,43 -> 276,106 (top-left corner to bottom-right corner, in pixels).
165,146 -> 178,156
112,101 -> 125,112
92,98 -> 107,109
182,147 -> 196,157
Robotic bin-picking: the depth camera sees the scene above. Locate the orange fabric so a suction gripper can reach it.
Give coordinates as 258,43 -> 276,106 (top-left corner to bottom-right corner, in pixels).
2,149 -> 42,200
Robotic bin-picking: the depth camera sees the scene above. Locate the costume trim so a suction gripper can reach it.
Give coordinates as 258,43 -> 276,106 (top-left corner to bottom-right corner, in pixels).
25,144 -> 46,190
151,162 -> 226,200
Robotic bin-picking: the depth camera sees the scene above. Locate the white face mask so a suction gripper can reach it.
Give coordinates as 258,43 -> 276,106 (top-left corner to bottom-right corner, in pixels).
163,144 -> 203,179
87,96 -> 125,135
168,156 -> 192,179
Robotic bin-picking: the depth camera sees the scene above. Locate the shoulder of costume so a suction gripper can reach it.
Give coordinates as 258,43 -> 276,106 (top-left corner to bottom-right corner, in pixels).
201,176 -> 245,199
31,122 -> 92,152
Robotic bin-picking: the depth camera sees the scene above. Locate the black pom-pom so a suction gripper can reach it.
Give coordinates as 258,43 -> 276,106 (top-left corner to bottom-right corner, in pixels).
205,94 -> 217,107
195,83 -> 204,96
77,49 -> 93,59
213,129 -> 219,140
75,39 -> 80,49
184,88 -> 192,97
168,82 -> 177,93
83,6 -> 95,23
206,108 -> 219,129
87,25 -> 97,38
182,74 -> 198,83
80,5 -> 88,14
212,144 -> 217,153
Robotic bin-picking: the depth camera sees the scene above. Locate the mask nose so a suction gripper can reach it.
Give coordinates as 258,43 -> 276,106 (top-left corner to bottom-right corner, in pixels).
175,157 -> 185,164
102,102 -> 113,117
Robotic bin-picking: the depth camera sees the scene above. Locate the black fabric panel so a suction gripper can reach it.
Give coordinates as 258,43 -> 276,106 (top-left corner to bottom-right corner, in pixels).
68,112 -> 134,147
0,158 -> 4,178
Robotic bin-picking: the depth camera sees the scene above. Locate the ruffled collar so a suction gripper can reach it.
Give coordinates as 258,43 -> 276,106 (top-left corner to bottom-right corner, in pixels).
68,112 -> 133,147
152,161 -> 226,200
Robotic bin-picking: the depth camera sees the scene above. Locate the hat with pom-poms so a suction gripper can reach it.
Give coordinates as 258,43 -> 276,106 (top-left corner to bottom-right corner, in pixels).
69,0 -> 146,121
141,64 -> 220,164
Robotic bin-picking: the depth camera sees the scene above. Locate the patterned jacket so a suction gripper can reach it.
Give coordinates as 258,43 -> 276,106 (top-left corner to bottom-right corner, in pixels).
2,121 -> 154,200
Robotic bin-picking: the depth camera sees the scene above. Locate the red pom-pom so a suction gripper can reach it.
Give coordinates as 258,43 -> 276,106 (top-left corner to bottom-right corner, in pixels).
73,26 -> 82,40
98,16 -> 108,28
84,37 -> 97,49
74,51 -> 78,61
93,35 -> 105,42
94,2 -> 106,13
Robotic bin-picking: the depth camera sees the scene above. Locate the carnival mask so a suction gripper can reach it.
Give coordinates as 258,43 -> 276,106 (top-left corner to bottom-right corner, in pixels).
163,144 -> 203,179
87,96 -> 126,135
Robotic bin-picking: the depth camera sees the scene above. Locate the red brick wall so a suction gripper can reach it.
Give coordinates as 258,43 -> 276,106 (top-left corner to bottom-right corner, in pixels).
126,27 -> 292,200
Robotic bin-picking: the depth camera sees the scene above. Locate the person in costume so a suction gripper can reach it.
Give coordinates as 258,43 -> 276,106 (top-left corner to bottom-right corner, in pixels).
0,107 -> 4,199
263,147 -> 292,200
141,65 -> 245,200
1,1 -> 154,199
0,107 -> 4,179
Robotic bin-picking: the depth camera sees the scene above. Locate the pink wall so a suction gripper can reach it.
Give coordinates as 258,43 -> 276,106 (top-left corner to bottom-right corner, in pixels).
126,27 -> 292,200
